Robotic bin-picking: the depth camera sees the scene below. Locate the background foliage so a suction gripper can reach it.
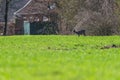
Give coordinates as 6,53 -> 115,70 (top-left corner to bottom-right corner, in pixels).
56,0 -> 120,35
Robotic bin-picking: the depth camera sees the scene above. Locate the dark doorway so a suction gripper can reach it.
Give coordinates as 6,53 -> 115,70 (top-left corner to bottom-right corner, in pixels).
30,21 -> 58,35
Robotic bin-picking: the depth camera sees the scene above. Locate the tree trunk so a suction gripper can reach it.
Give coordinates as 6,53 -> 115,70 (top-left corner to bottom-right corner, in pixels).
3,0 -> 9,35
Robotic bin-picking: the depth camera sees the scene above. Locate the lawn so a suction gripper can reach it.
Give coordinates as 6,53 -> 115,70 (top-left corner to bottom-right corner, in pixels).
0,35 -> 120,80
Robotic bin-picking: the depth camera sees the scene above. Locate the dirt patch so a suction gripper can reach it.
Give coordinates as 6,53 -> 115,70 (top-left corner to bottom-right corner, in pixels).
101,44 -> 120,49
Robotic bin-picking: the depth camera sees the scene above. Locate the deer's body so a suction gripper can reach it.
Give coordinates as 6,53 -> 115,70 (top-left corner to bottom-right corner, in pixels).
73,29 -> 86,36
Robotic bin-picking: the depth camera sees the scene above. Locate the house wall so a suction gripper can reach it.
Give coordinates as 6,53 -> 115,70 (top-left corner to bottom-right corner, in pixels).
15,19 -> 24,35
15,14 -> 43,35
22,14 -> 43,22
15,13 -> 60,35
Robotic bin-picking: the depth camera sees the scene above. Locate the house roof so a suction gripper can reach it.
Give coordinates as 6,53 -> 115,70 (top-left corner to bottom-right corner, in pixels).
14,0 -> 57,16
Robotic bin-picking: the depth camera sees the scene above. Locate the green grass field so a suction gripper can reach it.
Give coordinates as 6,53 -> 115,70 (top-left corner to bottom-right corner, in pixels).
0,35 -> 120,80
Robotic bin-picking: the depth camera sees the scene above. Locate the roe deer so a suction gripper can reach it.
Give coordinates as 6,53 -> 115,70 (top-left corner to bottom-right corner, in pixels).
73,29 -> 86,36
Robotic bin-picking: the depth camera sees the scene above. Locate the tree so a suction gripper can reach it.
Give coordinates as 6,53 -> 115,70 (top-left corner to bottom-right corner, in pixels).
3,0 -> 11,35
74,0 -> 120,35
56,0 -> 120,35
56,0 -> 81,34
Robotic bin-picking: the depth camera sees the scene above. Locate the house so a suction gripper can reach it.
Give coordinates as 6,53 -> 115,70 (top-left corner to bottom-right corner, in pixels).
14,0 -> 59,35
